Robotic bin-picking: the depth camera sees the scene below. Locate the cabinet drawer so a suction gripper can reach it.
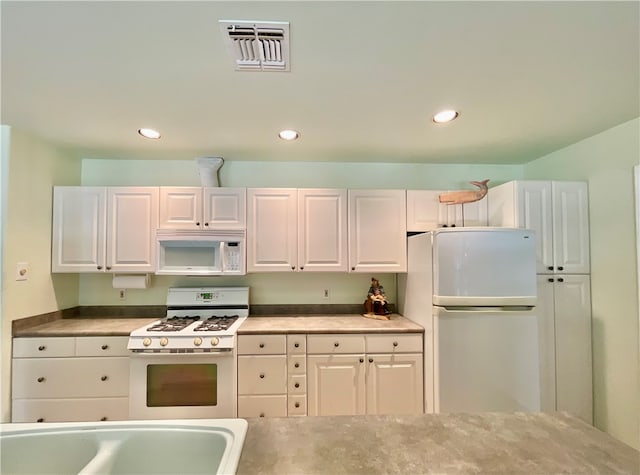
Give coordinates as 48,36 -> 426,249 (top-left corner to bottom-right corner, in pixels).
13,338 -> 75,358
238,334 -> 286,355
288,374 -> 306,394
11,397 -> 129,423
307,334 -> 365,354
75,336 -> 129,357
287,335 -> 306,354
12,358 -> 129,398
366,334 -> 423,353
238,395 -> 287,418
288,355 -> 306,375
238,356 -> 287,394
288,395 -> 307,416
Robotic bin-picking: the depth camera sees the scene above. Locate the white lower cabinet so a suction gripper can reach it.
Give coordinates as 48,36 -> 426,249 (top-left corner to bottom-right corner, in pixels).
307,333 -> 423,416
11,336 -> 130,423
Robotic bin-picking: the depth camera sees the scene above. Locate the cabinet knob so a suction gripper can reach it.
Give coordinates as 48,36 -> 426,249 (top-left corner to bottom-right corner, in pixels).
259,413 -> 265,418
100,417 -> 108,421
101,344 -> 109,350
38,345 -> 46,351
558,266 -> 564,271
101,375 -> 108,381
291,266 -> 296,270
259,343 -> 265,348
294,382 -> 300,388
294,342 -> 300,348
36,418 -> 44,423
450,224 -> 456,227
259,373 -> 265,379
106,266 -> 111,270
393,341 -> 398,347
442,224 -> 448,228
558,278 -> 564,283
300,266 -> 304,270
334,342 -> 339,347
196,222 -> 200,226
204,222 -> 209,227
295,402 -> 300,408
37,377 -> 45,383
294,362 -> 300,368
548,278 -> 554,282
97,266 -> 103,270
351,267 -> 356,271
547,266 -> 554,271
369,358 -> 374,363
359,358 -> 364,363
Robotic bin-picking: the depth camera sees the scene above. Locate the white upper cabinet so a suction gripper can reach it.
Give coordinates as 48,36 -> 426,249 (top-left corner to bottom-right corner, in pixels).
298,189 -> 348,272
406,190 -> 487,231
348,189 -> 407,273
488,181 -> 590,274
52,187 -> 158,273
159,187 -> 246,230
247,188 -> 347,272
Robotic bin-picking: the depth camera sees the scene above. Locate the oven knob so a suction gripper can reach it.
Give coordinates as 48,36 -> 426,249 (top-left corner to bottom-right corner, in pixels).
160,337 -> 169,347
194,337 -> 203,347
210,337 -> 220,347
143,338 -> 152,347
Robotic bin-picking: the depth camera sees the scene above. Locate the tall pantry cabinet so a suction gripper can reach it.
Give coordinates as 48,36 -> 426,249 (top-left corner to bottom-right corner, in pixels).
488,180 -> 593,423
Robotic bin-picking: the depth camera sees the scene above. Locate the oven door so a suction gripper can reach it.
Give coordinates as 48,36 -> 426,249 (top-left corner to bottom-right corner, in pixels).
129,350 -> 237,420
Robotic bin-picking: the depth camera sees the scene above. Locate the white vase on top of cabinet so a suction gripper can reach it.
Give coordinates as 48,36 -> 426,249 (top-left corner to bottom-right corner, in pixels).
246,188 -> 347,272
51,187 -> 158,273
348,189 -> 407,272
158,187 -> 246,230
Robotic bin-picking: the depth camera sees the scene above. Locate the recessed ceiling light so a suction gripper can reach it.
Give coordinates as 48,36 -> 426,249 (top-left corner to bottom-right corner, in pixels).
278,129 -> 300,141
138,128 -> 161,139
432,110 -> 459,124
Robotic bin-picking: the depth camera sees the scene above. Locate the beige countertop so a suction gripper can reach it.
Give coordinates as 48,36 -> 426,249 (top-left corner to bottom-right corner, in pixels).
238,412 -> 639,475
13,314 -> 423,337
238,314 -> 423,334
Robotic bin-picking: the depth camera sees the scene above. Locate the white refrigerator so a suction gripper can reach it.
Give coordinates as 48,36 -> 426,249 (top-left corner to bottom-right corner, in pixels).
398,228 -> 547,414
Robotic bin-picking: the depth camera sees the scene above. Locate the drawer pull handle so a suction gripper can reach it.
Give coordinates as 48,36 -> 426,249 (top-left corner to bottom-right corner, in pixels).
36,418 -> 44,423
294,382 -> 300,388
334,342 -> 339,347
259,413 -> 265,418
37,377 -> 45,383
101,375 -> 108,381
369,358 -> 374,363
294,363 -> 300,368
295,402 -> 300,408
101,345 -> 109,350
100,417 -> 108,421
259,343 -> 265,348
38,345 -> 46,351
294,343 -> 300,348
393,341 -> 398,347
259,373 -> 265,379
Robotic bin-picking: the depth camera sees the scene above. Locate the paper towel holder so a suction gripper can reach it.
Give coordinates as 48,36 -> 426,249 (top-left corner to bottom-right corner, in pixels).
112,274 -> 150,289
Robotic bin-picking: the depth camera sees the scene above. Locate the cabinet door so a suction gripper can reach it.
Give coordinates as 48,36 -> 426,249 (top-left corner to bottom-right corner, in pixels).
348,190 -> 407,272
12,397 -> 129,423
106,187 -> 158,272
552,182 -> 590,274
307,355 -> 365,416
158,187 -> 202,229
51,187 -> 106,272
535,275 -> 558,412
406,190 -> 443,231
366,353 -> 423,415
516,181 -> 554,274
459,199 -> 488,227
554,274 -> 592,423
203,187 -> 246,229
298,189 -> 348,272
247,189 -> 297,272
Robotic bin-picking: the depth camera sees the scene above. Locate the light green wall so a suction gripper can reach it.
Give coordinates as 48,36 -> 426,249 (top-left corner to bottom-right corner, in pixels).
525,117 -> 640,450
1,128 -> 82,421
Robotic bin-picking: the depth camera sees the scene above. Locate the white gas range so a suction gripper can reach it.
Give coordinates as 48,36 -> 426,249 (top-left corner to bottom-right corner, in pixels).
128,287 -> 249,419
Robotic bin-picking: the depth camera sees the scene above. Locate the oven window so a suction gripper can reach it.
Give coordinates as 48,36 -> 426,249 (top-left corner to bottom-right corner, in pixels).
147,364 -> 218,407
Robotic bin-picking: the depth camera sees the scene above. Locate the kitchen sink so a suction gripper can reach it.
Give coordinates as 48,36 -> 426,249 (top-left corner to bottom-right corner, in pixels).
0,419 -> 248,475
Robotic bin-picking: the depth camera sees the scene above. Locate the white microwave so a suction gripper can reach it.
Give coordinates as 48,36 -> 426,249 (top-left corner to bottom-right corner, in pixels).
155,230 -> 246,276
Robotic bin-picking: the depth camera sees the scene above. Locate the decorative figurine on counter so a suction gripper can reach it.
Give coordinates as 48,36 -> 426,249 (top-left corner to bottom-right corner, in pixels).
363,277 -> 391,320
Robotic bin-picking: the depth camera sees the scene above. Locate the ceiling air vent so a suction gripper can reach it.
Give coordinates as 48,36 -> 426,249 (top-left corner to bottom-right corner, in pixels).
219,20 -> 290,72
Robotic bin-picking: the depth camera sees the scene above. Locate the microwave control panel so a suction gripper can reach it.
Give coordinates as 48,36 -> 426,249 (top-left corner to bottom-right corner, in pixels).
223,242 -> 242,272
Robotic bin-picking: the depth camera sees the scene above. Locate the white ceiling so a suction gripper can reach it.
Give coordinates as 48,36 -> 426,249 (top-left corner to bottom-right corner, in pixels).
2,1 -> 638,164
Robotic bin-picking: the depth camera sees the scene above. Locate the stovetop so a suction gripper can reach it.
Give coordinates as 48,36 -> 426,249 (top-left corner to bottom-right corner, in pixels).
145,315 -> 240,333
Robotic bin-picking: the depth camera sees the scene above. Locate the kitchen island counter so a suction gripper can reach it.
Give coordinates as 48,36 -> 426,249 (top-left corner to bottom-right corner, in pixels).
237,412 -> 639,475
239,314 -> 423,334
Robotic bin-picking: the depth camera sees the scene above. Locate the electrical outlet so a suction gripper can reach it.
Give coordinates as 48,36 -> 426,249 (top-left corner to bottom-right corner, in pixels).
323,289 -> 329,299
119,289 -> 126,300
16,262 -> 29,281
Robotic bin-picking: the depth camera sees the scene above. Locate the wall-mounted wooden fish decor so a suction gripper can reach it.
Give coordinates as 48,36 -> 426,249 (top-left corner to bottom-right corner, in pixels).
439,179 -> 490,205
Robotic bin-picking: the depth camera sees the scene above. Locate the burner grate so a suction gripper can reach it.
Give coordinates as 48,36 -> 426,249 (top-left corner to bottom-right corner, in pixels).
147,316 -> 200,332
192,315 -> 239,332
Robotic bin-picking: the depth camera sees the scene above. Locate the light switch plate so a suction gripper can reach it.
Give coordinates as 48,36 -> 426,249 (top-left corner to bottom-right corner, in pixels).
16,262 -> 29,281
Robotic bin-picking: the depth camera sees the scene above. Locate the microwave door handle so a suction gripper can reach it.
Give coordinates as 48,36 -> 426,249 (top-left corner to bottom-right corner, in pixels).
220,241 -> 226,272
